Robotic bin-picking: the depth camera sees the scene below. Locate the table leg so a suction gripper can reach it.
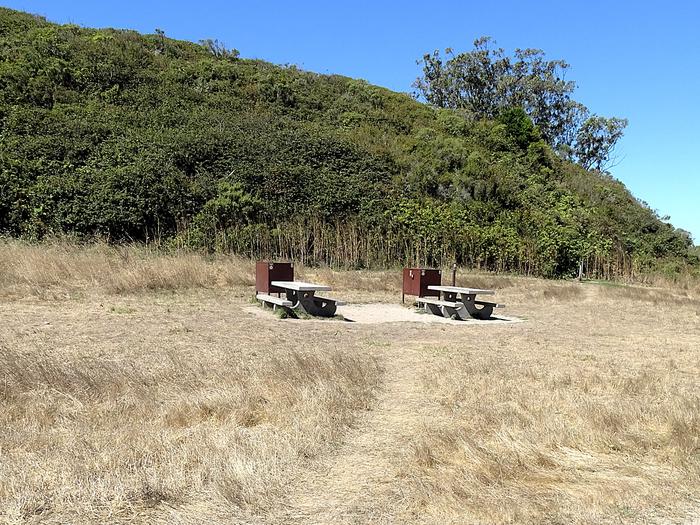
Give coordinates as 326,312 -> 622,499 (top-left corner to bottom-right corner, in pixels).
434,291 -> 463,320
432,290 -> 450,317
285,290 -> 337,317
423,291 -> 461,319
424,302 -> 444,317
460,294 -> 493,320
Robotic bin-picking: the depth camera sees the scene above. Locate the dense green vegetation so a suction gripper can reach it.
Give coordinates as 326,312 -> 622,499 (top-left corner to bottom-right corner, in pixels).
0,8 -> 695,278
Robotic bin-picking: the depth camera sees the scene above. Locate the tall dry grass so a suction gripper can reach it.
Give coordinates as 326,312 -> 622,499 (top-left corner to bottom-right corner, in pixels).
2,239 -> 698,304
0,239 -> 407,303
0,339 -> 381,523
0,239 -> 255,299
401,336 -> 700,523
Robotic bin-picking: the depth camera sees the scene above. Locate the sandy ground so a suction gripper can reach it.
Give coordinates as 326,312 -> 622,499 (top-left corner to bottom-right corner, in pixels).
244,302 -> 522,325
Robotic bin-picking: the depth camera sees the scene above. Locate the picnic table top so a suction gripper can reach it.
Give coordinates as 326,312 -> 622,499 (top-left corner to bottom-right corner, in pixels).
271,280 -> 332,292
427,285 -> 495,296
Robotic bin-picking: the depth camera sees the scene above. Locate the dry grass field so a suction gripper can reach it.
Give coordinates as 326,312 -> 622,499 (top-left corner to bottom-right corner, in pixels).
0,241 -> 699,524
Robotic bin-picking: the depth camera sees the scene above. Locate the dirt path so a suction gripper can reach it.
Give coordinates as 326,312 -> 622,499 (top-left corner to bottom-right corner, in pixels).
271,344 -> 439,524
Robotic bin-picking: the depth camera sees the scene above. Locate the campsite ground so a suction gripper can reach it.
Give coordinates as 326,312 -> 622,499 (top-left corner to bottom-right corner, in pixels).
1,243 -> 699,524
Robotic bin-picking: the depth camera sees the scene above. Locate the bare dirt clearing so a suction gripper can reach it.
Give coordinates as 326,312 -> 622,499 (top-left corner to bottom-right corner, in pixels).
244,302 -> 522,325
1,245 -> 699,524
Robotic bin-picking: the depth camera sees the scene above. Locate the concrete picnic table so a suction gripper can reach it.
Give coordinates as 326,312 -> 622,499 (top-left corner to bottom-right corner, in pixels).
418,285 -> 504,320
256,280 -> 345,317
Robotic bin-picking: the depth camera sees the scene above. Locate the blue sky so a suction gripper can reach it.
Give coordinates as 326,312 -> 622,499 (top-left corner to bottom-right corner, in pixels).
4,0 -> 699,242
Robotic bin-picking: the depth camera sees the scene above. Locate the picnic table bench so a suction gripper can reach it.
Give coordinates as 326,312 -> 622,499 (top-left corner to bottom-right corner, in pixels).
257,280 -> 346,317
418,285 -> 505,320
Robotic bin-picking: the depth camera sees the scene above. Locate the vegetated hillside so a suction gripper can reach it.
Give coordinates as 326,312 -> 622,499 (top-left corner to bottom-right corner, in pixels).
0,8 -> 695,278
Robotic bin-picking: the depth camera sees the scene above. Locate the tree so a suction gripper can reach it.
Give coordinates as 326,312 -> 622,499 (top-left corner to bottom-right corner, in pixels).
496,107 -> 539,150
154,28 -> 166,54
504,47 -> 578,148
573,116 -> 628,171
413,37 -> 509,117
415,38 -> 627,171
198,38 -> 239,59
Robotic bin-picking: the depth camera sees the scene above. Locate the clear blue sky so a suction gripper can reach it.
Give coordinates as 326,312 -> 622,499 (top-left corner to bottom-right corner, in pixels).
4,0 -> 699,242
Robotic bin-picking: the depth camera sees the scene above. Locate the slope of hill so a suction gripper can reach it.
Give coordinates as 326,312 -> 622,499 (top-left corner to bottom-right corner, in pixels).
0,8 -> 695,278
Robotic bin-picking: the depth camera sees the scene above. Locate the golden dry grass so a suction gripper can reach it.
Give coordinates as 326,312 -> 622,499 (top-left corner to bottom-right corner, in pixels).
0,239 -> 255,299
392,281 -> 700,524
0,241 -> 699,524
0,240 -> 400,301
0,306 -> 381,523
410,352 -> 699,523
